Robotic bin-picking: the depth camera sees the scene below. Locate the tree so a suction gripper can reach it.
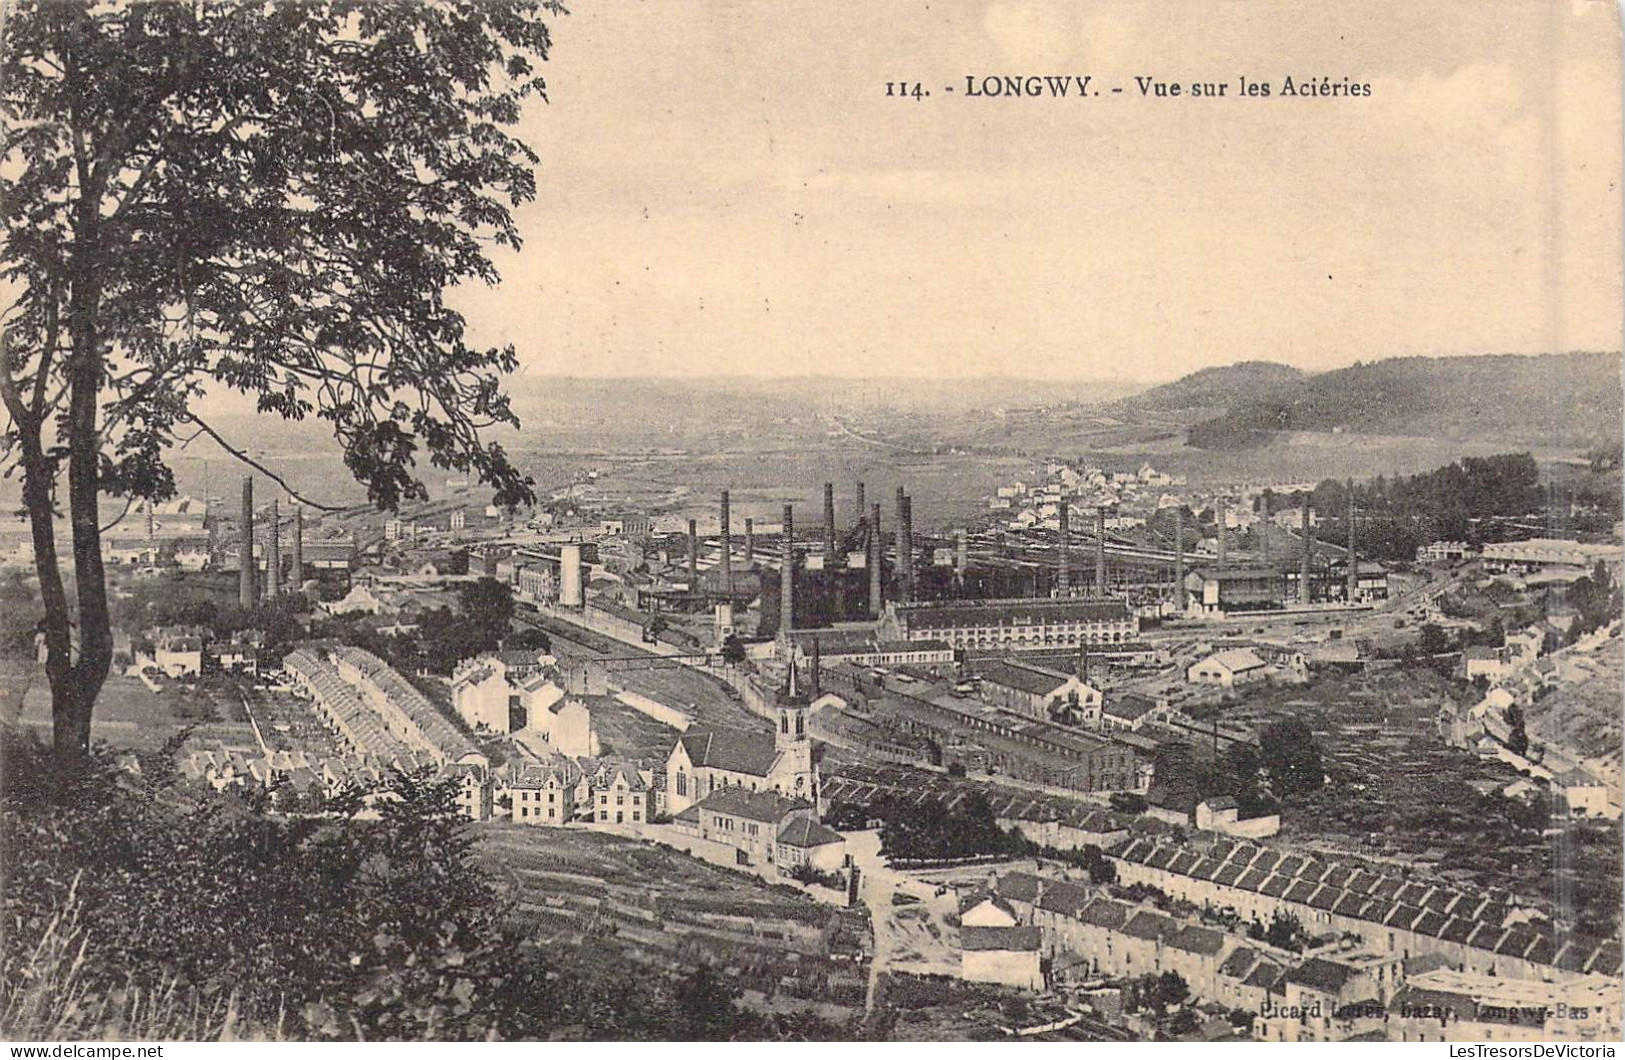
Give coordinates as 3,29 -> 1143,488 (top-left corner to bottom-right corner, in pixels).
1505,703 -> 1529,757
674,964 -> 741,1040
719,633 -> 746,666
1,2 -> 555,761
1418,623 -> 1451,655
1259,718 -> 1325,797
503,626 -> 550,653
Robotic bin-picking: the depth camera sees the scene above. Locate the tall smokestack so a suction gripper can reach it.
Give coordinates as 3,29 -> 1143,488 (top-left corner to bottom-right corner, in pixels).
1216,494 -> 1228,567
855,482 -> 866,529
1346,481 -> 1358,604
823,482 -> 837,568
290,504 -> 303,590
239,478 -> 255,608
1057,499 -> 1070,595
687,518 -> 699,586
745,517 -> 755,566
1175,505 -> 1187,612
266,498 -> 281,597
720,490 -> 733,596
810,636 -> 822,697
1301,502 -> 1313,605
900,493 -> 915,603
955,529 -> 968,586
1259,491 -> 1271,564
780,504 -> 794,634
869,502 -> 883,617
1095,507 -> 1107,596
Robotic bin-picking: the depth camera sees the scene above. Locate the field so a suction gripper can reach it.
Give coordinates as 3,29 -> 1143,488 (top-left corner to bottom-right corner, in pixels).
479,824 -> 872,1017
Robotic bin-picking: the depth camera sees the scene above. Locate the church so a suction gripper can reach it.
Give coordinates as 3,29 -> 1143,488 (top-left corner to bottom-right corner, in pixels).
664,661 -> 820,816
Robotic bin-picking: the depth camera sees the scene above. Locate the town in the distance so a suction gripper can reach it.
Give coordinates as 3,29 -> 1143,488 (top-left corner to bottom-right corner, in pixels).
2,359 -> 1620,1043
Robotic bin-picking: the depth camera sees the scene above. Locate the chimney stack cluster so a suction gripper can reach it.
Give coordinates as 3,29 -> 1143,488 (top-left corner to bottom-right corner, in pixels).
687,518 -> 699,585
239,477 -> 255,608
1174,505 -> 1187,611
1300,502 -> 1313,605
1094,507 -> 1106,596
266,498 -> 281,597
869,502 -> 883,616
780,503 -> 795,634
290,505 -> 303,590
823,482 -> 838,568
1057,499 -> 1070,595
720,490 -> 733,596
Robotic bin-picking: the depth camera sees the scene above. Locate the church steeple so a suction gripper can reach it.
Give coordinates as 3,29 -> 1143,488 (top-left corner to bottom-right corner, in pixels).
773,644 -> 816,805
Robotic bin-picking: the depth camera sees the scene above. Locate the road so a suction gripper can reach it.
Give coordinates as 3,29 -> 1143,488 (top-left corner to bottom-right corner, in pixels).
844,830 -> 961,1014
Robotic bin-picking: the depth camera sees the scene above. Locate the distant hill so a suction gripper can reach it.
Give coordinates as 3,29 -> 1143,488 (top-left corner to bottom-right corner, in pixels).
1112,361 -> 1306,412
1174,353 -> 1622,450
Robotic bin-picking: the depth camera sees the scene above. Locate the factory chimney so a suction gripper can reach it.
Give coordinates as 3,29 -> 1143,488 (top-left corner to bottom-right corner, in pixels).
1095,507 -> 1107,596
1078,641 -> 1090,684
823,482 -> 837,568
1346,481 -> 1358,605
290,504 -> 303,591
1216,494 -> 1228,567
745,517 -> 755,567
1174,505 -> 1187,611
1259,491 -> 1271,564
809,636 -> 822,698
239,477 -> 255,607
1300,502 -> 1313,605
855,482 -> 866,529
895,487 -> 910,602
901,493 -> 915,602
1057,499 -> 1070,595
266,498 -> 281,597
780,504 -> 795,634
869,502 -> 883,616
955,528 -> 968,587
687,518 -> 699,586
720,491 -> 733,596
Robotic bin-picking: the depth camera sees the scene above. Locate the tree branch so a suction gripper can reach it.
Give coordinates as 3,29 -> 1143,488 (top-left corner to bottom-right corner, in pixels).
176,412 -> 346,511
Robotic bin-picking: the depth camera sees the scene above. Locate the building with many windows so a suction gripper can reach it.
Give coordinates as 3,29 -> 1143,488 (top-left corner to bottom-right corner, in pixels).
877,598 -> 1139,653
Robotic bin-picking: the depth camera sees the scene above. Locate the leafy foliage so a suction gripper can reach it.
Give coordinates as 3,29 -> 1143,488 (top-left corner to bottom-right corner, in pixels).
875,791 -> 1022,862
1258,719 -> 1325,798
1,0 -> 555,754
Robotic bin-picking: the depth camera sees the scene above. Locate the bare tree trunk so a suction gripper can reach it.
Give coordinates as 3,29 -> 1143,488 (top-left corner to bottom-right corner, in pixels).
59,241 -> 111,764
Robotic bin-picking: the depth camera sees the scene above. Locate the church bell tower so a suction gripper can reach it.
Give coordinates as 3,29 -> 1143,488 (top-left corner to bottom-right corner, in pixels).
774,657 -> 818,807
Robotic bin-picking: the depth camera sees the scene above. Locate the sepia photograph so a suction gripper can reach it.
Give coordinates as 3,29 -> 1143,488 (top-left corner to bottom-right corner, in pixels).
0,0 -> 1621,1047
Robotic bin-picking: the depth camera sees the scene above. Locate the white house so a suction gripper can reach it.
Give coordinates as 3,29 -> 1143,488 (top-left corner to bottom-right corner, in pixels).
1194,796 -> 1280,839
1187,648 -> 1269,687
961,925 -> 1044,990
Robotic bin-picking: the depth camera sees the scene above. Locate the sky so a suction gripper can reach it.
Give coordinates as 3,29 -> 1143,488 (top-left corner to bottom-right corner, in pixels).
451,0 -> 1623,384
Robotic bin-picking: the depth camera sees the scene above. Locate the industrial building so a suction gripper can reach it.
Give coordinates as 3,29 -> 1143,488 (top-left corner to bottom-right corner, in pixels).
876,598 -> 1139,653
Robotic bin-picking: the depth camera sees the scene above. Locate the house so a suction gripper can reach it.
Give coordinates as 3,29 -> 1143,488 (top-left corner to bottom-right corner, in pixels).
1099,692 -> 1165,732
960,893 -> 1021,928
509,758 -> 582,825
1272,955 -> 1389,1041
450,660 -> 519,734
1187,648 -> 1269,687
207,630 -> 263,674
773,816 -> 848,874
1463,646 -> 1515,683
1195,797 -> 1281,839
1416,540 -> 1477,564
1388,970 -> 1621,1042
587,761 -> 649,826
665,663 -> 818,814
1161,924 -> 1232,1001
974,658 -> 1101,722
1555,769 -> 1613,818
961,925 -> 1044,990
148,626 -> 205,678
446,762 -> 493,821
670,786 -> 823,868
